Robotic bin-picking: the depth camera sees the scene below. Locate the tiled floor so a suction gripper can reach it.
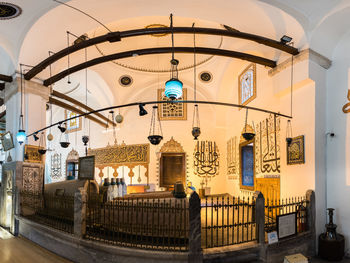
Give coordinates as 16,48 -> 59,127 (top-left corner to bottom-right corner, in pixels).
1,227 -> 350,263
0,228 -> 71,263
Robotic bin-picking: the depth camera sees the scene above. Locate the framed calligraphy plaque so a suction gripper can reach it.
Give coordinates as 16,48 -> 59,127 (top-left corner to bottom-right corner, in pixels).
78,156 -> 95,180
238,63 -> 256,106
24,145 -> 44,163
64,110 -> 82,133
1,131 -> 14,151
287,135 -> 305,165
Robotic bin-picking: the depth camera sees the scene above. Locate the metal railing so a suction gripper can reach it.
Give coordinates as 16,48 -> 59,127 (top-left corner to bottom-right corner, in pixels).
201,195 -> 256,248
264,197 -> 308,233
20,191 -> 74,234
85,194 -> 189,251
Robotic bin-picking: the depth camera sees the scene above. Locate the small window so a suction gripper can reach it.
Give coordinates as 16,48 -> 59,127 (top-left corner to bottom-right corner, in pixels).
238,63 -> 256,106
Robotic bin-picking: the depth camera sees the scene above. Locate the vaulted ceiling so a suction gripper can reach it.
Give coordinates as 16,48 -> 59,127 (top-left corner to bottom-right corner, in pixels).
1,0 -> 350,110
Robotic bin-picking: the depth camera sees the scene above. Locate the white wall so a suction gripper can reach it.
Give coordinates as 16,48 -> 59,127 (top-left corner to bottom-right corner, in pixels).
222,59 -> 316,199
326,31 -> 350,254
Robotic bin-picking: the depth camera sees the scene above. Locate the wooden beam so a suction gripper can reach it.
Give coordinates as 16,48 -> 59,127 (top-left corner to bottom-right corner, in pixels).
24,26 -> 298,80
0,83 -> 4,91
51,90 -> 115,126
0,74 -> 12,83
44,46 -> 276,86
49,97 -> 107,128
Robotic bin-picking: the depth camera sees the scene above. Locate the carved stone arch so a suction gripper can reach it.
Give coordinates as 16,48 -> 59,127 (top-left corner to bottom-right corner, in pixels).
156,137 -> 188,190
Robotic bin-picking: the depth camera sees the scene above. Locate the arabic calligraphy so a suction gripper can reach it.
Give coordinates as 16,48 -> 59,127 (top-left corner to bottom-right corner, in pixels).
255,115 -> 280,177
227,136 -> 238,179
89,143 -> 150,165
194,141 -> 219,186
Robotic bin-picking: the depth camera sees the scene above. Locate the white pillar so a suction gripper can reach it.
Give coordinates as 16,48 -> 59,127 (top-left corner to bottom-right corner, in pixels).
5,77 -> 50,161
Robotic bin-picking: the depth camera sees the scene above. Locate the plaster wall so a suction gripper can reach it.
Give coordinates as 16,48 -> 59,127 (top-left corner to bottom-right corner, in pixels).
326,31 -> 350,254
223,59 -> 316,199
45,79 -> 227,194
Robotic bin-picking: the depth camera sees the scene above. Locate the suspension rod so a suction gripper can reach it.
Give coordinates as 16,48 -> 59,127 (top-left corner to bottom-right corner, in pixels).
27,100 -> 292,137
24,26 -> 298,80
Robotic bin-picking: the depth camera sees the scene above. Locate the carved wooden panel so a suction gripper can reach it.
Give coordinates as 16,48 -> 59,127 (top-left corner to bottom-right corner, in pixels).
22,166 -> 42,193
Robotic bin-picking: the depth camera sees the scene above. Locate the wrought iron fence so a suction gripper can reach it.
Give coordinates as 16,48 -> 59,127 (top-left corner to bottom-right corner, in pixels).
85,195 -> 189,251
20,190 -> 74,234
201,195 -> 256,248
264,197 -> 308,234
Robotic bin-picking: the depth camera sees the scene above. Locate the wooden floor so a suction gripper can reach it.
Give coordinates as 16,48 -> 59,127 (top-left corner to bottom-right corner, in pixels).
0,228 -> 71,263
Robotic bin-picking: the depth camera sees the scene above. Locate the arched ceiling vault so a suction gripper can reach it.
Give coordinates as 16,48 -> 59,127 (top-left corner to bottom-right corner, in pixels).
7,0 -> 350,109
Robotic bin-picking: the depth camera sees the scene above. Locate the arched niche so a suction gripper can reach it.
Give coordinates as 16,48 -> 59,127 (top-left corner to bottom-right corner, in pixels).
157,137 -> 188,190
66,149 -> 79,179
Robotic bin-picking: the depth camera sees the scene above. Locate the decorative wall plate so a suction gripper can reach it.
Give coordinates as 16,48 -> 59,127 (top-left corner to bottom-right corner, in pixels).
0,2 -> 22,20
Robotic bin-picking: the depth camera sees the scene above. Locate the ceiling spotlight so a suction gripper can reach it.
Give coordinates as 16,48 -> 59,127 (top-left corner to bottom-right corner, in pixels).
280,35 -> 292,44
33,133 -> 39,141
58,123 -> 66,133
139,104 -> 148,116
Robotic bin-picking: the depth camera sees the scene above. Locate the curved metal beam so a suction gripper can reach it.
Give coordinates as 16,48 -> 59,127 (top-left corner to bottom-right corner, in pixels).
24,26 -> 298,80
27,99 -> 292,137
43,46 -> 276,86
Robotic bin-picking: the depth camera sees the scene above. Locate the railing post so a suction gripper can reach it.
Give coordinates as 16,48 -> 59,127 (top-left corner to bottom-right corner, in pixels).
74,187 -> 87,238
306,190 -> 316,253
254,191 -> 265,244
188,191 -> 203,263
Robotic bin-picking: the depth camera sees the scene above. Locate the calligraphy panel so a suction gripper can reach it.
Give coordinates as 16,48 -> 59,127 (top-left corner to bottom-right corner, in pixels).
88,143 -> 150,166
255,115 -> 280,178
227,136 -> 238,180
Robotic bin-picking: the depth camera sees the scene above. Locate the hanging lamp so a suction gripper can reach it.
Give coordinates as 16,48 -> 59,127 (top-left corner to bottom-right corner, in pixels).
59,123 -> 70,148
16,64 -> 26,145
286,120 -> 293,145
47,51 -> 54,142
148,106 -> 163,145
81,47 -> 89,153
286,54 -> 294,145
191,24 -> 201,140
165,14 -> 183,100
242,109 -> 255,141
38,132 -> 47,155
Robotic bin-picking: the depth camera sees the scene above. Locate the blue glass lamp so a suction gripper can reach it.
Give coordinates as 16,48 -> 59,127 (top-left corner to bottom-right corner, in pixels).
16,129 -> 26,145
165,59 -> 183,100
165,78 -> 183,100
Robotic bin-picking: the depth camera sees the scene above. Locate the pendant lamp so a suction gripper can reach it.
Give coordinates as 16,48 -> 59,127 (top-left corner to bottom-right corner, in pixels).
191,24 -> 201,140
286,120 -> 293,145
148,106 -> 163,145
16,64 -> 26,145
38,132 -> 47,155
242,109 -> 255,141
165,14 -> 183,100
59,123 -> 70,148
